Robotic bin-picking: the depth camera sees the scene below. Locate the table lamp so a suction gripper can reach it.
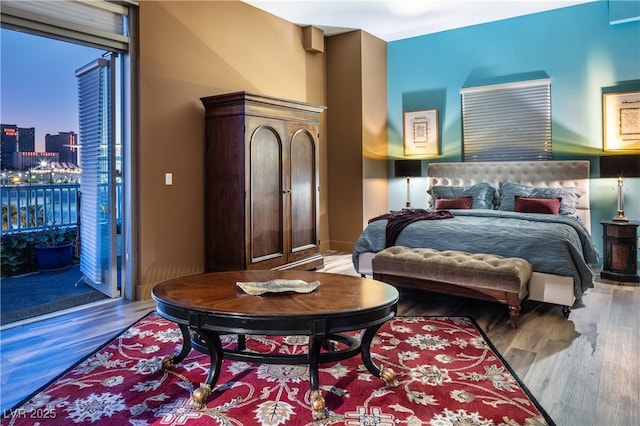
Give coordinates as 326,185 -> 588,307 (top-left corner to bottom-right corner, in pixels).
600,154 -> 640,222
395,159 -> 422,208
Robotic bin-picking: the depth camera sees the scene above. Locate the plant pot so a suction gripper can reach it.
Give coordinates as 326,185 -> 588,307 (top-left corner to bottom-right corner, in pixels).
35,242 -> 74,273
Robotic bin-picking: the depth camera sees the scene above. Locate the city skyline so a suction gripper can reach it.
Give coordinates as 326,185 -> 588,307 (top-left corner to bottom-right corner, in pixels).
1,28 -> 105,152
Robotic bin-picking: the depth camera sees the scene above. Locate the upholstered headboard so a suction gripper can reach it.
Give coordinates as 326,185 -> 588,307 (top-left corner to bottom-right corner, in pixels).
426,161 -> 591,233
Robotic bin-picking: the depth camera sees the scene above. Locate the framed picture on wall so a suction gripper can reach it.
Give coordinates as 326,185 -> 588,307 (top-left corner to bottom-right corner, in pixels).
603,90 -> 640,151
403,109 -> 439,156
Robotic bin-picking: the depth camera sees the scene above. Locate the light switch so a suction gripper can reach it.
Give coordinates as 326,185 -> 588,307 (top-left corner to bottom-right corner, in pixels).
165,173 -> 173,185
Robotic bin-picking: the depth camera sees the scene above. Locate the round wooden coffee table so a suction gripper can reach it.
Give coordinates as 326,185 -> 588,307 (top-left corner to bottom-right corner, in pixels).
152,270 -> 399,420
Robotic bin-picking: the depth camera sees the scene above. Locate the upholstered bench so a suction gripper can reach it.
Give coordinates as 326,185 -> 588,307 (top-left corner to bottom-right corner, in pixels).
372,246 -> 533,328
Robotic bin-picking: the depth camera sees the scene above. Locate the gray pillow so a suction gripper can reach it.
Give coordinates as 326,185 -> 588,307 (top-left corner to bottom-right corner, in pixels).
498,182 -> 582,216
428,182 -> 496,209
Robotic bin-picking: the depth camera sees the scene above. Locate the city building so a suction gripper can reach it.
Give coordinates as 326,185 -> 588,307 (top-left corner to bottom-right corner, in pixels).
1,124 -> 39,169
1,124 -> 19,169
1,126 -> 78,171
13,151 -> 58,171
17,126 -> 35,152
45,131 -> 78,165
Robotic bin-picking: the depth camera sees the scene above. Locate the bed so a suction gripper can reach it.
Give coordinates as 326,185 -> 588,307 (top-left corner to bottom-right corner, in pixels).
353,160 -> 600,314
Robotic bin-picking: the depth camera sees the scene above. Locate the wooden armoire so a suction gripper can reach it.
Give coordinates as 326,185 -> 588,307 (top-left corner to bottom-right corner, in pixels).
201,92 -> 325,272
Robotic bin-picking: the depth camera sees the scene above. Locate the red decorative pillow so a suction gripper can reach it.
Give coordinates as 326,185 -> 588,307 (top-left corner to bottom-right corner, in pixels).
514,196 -> 561,215
435,196 -> 473,210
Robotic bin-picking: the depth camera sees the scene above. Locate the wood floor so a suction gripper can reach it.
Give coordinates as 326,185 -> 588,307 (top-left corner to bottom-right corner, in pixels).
1,251 -> 638,425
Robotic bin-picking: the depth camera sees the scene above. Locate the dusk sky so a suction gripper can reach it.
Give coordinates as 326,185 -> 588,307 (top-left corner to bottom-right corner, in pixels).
1,29 -> 105,152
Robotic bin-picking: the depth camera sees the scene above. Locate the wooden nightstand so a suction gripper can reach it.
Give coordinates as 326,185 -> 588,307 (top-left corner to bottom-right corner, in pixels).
601,220 -> 639,283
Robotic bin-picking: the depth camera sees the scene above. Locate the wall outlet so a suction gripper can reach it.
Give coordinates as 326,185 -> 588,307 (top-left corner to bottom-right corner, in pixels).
165,173 -> 173,185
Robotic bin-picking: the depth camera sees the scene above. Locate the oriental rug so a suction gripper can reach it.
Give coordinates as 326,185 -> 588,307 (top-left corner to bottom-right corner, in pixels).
4,314 -> 554,426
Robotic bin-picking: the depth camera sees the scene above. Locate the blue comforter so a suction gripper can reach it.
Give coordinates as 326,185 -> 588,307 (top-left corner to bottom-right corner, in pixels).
353,210 -> 599,300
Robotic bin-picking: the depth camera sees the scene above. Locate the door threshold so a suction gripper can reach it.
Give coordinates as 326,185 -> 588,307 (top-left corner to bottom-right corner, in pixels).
0,297 -> 122,331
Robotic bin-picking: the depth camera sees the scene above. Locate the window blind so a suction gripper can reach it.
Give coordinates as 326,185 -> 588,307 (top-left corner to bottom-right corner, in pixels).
461,79 -> 552,162
0,0 -> 134,51
76,57 -> 114,286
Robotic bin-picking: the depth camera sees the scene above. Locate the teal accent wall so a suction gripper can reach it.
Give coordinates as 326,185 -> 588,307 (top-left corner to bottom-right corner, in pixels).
609,0 -> 640,24
387,1 -> 640,265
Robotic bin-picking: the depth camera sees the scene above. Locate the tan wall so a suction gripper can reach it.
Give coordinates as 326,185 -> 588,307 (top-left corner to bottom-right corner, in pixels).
326,30 -> 388,252
136,0 -> 327,299
326,32 -> 364,251
361,32 -> 389,226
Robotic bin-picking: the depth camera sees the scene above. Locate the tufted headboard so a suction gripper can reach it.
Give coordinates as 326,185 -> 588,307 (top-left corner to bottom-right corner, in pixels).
426,161 -> 591,233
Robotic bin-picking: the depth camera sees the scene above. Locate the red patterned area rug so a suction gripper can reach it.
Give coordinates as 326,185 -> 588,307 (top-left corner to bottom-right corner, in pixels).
4,314 -> 554,425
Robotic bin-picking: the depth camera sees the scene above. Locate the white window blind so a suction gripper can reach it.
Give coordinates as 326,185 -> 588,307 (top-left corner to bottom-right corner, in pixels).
1,0 -> 134,51
76,56 -> 114,286
461,78 -> 552,162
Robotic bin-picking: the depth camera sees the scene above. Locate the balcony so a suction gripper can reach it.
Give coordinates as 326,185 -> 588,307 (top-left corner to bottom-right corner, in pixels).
1,183 -> 121,328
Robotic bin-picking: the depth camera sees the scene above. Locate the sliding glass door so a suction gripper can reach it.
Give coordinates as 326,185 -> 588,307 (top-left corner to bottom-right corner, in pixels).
1,1 -> 136,301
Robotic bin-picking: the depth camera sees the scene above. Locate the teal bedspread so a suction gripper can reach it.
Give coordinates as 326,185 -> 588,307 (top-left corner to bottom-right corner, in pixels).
353,210 -> 599,300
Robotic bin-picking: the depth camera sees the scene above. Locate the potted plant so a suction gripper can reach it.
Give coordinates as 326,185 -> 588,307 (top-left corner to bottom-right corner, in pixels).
30,226 -> 75,273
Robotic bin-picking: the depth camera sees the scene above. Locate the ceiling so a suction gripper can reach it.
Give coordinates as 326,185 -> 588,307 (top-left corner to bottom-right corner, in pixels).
242,0 -> 595,42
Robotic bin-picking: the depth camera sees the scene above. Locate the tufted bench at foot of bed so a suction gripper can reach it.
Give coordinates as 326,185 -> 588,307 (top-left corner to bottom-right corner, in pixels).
372,246 -> 533,328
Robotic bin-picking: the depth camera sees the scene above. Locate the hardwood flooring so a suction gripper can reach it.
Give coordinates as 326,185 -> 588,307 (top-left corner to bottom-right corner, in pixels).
1,251 -> 638,425
0,298 -> 156,414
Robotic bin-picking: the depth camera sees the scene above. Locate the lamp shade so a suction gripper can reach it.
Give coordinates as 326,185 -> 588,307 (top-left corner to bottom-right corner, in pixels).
600,155 -> 640,178
395,160 -> 422,177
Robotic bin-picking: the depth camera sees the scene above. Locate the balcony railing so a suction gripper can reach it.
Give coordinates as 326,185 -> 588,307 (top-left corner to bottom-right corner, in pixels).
1,183 -> 122,233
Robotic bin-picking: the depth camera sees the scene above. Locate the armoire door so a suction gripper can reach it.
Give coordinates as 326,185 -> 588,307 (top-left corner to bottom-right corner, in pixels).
248,121 -> 286,268
288,125 -> 319,262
